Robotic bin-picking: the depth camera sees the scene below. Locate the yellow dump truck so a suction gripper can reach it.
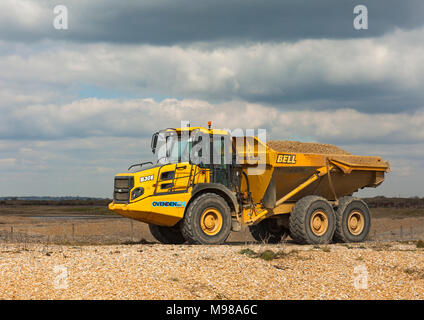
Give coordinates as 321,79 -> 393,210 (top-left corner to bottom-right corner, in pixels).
109,125 -> 390,245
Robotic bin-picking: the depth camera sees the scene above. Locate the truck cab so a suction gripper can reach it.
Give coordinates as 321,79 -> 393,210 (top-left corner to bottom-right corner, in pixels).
109,125 -> 245,244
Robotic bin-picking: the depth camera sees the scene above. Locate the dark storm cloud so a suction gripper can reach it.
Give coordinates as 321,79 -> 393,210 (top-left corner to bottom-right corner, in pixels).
2,27 -> 423,114
246,83 -> 424,114
1,0 -> 424,44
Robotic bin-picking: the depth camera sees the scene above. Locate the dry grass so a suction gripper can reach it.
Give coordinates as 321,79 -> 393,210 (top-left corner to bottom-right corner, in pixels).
416,240 -> 424,248
239,248 -> 299,261
403,268 -> 424,279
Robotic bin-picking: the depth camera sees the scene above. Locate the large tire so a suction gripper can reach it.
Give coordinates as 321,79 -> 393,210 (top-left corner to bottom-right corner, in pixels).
289,195 -> 336,244
249,218 -> 288,244
181,193 -> 232,244
148,223 -> 186,244
334,197 -> 371,243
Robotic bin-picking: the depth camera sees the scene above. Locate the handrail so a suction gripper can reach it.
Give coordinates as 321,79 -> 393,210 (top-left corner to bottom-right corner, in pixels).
154,163 -> 195,194
128,161 -> 153,171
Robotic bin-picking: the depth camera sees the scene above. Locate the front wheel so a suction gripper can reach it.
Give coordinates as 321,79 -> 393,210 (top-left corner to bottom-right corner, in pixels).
148,223 -> 186,244
181,193 -> 232,244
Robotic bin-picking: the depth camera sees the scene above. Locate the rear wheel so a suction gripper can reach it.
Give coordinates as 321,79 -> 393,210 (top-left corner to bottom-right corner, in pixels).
181,193 -> 232,244
249,218 -> 289,243
289,196 -> 336,244
334,197 -> 371,243
148,223 -> 186,244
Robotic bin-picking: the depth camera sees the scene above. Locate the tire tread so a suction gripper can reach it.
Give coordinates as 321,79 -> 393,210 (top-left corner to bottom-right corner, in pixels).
334,196 -> 370,243
289,195 -> 335,244
181,192 -> 231,244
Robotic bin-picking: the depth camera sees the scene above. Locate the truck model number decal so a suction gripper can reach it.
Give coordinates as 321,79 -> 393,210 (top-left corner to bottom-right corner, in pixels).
276,154 -> 296,164
140,175 -> 154,183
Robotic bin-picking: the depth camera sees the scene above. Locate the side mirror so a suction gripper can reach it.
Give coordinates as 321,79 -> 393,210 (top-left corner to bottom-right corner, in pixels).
151,132 -> 159,154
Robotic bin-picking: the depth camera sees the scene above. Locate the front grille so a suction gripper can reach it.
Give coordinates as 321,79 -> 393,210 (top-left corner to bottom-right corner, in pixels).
113,176 -> 134,203
114,191 -> 129,202
115,177 -> 131,189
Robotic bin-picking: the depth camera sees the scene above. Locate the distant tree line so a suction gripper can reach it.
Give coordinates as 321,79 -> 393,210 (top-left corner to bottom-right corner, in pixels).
0,198 -> 112,206
1,196 -> 423,208
363,196 -> 424,209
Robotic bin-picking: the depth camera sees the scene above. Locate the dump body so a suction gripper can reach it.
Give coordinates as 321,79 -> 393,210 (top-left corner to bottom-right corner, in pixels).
269,150 -> 389,202
236,137 -> 390,211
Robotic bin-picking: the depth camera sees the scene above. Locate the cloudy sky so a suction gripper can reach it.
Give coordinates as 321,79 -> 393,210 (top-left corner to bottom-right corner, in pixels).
0,0 -> 423,198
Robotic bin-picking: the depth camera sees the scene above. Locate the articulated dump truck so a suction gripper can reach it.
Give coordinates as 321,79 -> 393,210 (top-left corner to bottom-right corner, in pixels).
109,125 -> 390,245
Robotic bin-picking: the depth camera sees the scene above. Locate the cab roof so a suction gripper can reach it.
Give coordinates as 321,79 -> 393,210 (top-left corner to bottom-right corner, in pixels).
165,126 -> 229,136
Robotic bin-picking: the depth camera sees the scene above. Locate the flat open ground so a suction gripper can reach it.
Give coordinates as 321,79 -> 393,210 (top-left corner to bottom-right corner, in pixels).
1,204 -> 424,299
1,241 -> 424,299
1,205 -> 424,244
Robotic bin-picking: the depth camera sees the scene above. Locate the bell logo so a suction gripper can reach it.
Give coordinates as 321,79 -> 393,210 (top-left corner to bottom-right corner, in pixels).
276,154 -> 296,164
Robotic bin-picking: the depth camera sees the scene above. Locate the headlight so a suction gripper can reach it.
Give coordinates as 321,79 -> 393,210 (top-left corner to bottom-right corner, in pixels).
131,187 -> 144,200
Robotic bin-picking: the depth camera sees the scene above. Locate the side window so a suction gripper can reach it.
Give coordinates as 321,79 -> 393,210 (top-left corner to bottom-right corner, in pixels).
213,135 -> 230,165
189,133 -> 207,166
192,136 -> 202,158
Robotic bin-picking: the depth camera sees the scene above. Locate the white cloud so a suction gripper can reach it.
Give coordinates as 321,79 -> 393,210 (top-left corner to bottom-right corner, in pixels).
0,0 -> 46,28
1,97 -> 423,146
1,98 -> 423,197
0,27 -> 424,108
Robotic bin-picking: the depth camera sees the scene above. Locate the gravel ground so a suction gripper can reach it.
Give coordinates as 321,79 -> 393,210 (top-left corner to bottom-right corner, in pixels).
0,241 -> 423,300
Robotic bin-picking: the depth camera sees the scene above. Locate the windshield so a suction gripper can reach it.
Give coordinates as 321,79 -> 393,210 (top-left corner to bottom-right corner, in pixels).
155,129 -> 231,165
156,131 -> 197,164
167,135 -> 191,163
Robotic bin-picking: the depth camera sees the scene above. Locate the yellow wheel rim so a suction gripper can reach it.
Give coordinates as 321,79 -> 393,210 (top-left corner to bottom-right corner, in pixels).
310,210 -> 329,236
200,208 -> 223,236
347,210 -> 365,235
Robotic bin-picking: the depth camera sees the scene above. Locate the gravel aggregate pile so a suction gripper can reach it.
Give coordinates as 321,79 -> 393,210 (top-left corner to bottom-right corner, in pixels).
267,140 -> 350,155
0,242 -> 423,299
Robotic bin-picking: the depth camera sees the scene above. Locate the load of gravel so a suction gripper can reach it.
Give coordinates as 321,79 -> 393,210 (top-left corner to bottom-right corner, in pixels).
267,140 -> 351,155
